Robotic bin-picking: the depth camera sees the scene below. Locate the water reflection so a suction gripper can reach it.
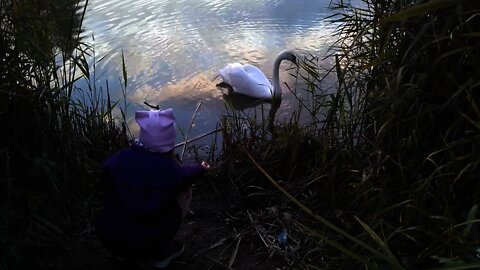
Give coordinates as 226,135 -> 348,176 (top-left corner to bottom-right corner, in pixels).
82,0 -> 334,136
128,71 -> 225,136
222,89 -> 265,111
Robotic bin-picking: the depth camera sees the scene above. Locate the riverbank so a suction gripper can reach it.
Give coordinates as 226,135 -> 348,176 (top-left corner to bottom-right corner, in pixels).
59,178 -> 288,270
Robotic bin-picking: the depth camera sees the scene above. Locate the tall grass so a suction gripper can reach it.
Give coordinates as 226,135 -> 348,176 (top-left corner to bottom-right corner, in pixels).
328,1 -> 480,266
0,0 -> 129,268
218,0 -> 480,268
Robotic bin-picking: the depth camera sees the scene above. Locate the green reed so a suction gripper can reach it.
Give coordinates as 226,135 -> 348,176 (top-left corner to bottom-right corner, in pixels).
0,0 -> 130,268
218,0 -> 480,269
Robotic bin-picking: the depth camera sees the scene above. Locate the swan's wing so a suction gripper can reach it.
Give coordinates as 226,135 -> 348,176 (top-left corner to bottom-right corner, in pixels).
242,64 -> 272,89
219,63 -> 272,99
219,63 -> 242,85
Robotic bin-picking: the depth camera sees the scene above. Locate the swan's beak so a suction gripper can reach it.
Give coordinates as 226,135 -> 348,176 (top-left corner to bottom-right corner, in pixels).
292,55 -> 298,66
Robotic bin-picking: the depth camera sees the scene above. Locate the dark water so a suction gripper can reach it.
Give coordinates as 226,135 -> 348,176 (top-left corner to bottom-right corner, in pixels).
81,0 -> 335,146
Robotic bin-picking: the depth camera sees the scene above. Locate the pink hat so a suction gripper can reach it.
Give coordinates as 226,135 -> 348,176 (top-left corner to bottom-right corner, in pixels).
135,108 -> 176,153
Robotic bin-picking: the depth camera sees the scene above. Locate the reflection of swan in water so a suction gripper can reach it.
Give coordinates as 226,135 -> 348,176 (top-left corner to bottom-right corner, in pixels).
222,91 -> 264,111
221,88 -> 280,132
218,50 -> 297,101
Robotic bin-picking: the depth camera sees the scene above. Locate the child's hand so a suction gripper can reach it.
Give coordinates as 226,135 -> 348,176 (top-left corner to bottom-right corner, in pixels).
201,161 -> 211,170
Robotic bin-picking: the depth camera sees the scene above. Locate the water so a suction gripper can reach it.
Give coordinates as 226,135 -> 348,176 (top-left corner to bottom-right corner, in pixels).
80,0 -> 335,148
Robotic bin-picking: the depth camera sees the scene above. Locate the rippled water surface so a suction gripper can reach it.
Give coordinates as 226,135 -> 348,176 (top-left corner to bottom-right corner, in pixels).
82,0 -> 334,140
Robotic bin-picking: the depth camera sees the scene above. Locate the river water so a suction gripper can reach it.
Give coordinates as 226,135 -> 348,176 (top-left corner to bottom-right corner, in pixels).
81,0 -> 335,151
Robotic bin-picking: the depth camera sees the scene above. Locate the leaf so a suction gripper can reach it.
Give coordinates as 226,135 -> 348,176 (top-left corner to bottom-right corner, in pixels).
228,236 -> 241,267
464,205 -> 477,236
121,50 -> 128,89
354,216 -> 402,268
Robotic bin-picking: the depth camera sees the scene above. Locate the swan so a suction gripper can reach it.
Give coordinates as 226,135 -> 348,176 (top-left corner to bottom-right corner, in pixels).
218,50 -> 297,101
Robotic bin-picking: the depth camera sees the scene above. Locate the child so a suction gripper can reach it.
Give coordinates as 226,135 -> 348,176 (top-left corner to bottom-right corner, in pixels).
95,108 -> 210,268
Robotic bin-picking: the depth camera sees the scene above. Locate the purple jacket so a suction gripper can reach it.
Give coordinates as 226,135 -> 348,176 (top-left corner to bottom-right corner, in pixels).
95,144 -> 205,257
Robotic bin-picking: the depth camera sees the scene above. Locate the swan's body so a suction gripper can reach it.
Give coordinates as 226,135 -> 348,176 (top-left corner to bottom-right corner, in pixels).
218,50 -> 297,101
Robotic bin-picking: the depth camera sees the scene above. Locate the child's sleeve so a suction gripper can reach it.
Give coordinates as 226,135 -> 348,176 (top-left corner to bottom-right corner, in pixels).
181,164 -> 206,184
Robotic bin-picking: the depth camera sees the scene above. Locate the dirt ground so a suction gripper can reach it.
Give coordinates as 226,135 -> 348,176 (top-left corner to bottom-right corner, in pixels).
65,178 -> 287,270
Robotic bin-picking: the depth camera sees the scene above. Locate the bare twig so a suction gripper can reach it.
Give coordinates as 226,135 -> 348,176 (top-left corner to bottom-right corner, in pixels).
180,101 -> 202,161
175,128 -> 222,148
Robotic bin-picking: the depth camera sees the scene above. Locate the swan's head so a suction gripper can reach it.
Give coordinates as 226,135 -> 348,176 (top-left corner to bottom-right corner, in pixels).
272,50 -> 298,101
277,50 -> 298,66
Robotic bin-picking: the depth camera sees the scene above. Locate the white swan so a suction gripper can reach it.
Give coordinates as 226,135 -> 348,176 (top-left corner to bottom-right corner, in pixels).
218,50 -> 297,101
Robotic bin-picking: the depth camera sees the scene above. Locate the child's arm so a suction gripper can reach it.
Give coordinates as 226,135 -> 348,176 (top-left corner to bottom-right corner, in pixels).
182,161 -> 211,184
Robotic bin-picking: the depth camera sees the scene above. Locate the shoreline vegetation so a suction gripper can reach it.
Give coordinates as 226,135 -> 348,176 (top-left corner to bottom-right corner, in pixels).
2,0 -> 480,269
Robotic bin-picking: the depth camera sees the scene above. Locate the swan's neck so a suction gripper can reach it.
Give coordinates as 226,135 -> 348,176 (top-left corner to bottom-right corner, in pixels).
272,56 -> 283,101
272,50 -> 294,101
